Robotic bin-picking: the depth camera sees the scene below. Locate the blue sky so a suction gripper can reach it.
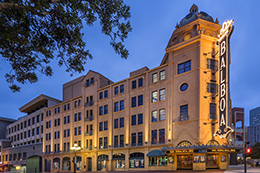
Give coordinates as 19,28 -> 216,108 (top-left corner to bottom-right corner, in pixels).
0,0 -> 259,126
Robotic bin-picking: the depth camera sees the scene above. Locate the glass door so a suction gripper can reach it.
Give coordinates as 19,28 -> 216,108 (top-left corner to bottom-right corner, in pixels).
177,155 -> 193,169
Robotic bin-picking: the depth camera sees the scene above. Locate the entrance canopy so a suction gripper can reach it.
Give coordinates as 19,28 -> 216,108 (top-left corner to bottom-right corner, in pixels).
146,150 -> 166,157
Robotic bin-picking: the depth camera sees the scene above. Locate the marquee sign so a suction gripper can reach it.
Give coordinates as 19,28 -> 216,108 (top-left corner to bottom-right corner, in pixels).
214,20 -> 234,139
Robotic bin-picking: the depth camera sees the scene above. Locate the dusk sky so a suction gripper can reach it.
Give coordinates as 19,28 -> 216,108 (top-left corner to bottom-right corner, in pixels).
0,0 -> 259,126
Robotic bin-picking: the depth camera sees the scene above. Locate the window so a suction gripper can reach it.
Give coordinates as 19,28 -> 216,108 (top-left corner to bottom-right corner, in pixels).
152,110 -> 158,122
64,104 -> 67,111
120,84 -> 124,93
104,121 -> 108,130
138,132 -> 143,146
90,77 -> 94,84
78,112 -> 81,121
138,78 -> 143,87
37,127 -> 40,135
104,105 -> 108,114
74,113 -> 78,122
104,137 -> 108,149
131,115 -> 136,126
74,127 -> 77,136
159,129 -> 165,144
131,97 -> 136,108
120,100 -> 124,111
120,117 -> 124,128
114,102 -> 119,112
78,127 -> 81,135
180,83 -> 189,92
99,138 -> 103,149
28,119 -> 31,126
207,83 -> 218,94
114,135 -> 118,148
152,91 -> 158,103
99,122 -> 103,131
149,157 -> 157,166
180,105 -> 189,121
64,129 -> 67,137
151,130 -> 157,144
114,86 -> 119,95
160,70 -> 165,80
67,129 -> 70,137
138,95 -> 143,106
207,59 -> 218,71
68,115 -> 70,123
210,103 -> 216,119
99,92 -> 103,100
37,115 -> 40,123
152,73 -> 158,83
99,106 -> 103,116
131,133 -> 136,146
178,60 -> 191,74
64,117 -> 67,124
114,119 -> 118,129
104,90 -> 108,98
159,89 -> 165,101
131,80 -> 136,89
120,135 -> 124,147
138,114 -> 143,125
159,109 -> 166,121
68,103 -> 70,110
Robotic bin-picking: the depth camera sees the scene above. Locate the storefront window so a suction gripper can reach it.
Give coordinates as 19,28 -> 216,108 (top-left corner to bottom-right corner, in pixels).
62,157 -> 70,171
159,156 -> 167,166
53,158 -> 60,170
169,156 -> 174,163
115,160 -> 125,168
113,154 -> 125,169
149,157 -> 157,166
129,153 -> 144,168
206,155 -> 218,168
75,156 -> 81,171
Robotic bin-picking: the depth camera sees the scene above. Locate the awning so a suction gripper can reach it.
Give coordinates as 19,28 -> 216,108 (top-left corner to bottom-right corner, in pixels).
0,164 -> 8,168
146,150 -> 165,157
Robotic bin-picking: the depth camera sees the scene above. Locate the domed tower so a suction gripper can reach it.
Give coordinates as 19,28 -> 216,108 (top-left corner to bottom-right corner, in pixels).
161,4 -> 227,148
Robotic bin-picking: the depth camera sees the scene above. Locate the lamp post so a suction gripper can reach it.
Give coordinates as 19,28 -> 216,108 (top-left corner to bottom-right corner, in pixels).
71,143 -> 81,173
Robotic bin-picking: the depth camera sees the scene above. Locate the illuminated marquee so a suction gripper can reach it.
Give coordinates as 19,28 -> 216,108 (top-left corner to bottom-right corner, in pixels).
214,20 -> 234,139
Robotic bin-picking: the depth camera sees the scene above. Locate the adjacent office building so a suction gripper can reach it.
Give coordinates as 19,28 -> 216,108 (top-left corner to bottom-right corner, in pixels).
1,95 -> 60,172
250,107 -> 260,126
247,107 -> 260,147
42,4 -> 242,172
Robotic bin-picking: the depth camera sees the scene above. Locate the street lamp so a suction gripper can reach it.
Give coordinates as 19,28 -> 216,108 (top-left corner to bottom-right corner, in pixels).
71,143 -> 81,173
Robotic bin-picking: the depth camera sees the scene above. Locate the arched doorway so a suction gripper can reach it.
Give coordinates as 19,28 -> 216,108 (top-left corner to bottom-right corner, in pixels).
97,155 -> 109,171
62,157 -> 71,171
129,152 -> 144,168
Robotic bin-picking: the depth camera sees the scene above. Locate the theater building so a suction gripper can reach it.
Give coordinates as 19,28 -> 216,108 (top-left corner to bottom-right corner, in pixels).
42,4 -> 242,172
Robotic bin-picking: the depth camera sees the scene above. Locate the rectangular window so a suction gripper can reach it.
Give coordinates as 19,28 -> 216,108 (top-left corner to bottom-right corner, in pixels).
99,122 -> 103,131
138,132 -> 143,146
68,103 -> 70,110
104,90 -> 108,98
99,138 -> 103,149
159,129 -> 165,144
114,135 -> 118,148
104,121 -> 108,130
178,60 -> 191,74
131,97 -> 136,108
120,100 -> 124,111
207,59 -> 218,71
64,104 -> 67,111
132,80 -> 136,89
99,106 -> 103,116
152,110 -> 158,122
64,129 -> 67,137
114,119 -> 119,129
37,115 -> 40,123
131,133 -> 136,146
104,105 -> 108,114
104,137 -> 108,149
159,109 -> 166,121
152,91 -> 158,103
160,70 -> 166,80
74,113 -> 77,122
99,92 -> 103,100
78,112 -> 81,121
138,95 -> 143,106
74,127 -> 77,136
120,117 -> 124,128
138,114 -> 143,125
120,135 -> 124,147
152,73 -> 158,83
68,115 -> 70,123
64,117 -> 67,124
114,86 -> 119,95
78,127 -> 81,135
151,130 -> 157,144
207,83 -> 218,94
159,89 -> 166,101
210,103 -> 216,119
114,102 -> 119,112
138,78 -> 143,87
120,84 -> 124,93
131,115 -> 136,126
67,129 -> 70,137
180,105 -> 189,121
90,77 -> 94,84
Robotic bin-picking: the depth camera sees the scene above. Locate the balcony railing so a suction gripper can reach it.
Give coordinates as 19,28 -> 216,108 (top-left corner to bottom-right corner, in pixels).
85,130 -> 93,136
178,115 -> 189,121
85,100 -> 94,107
85,115 -> 94,122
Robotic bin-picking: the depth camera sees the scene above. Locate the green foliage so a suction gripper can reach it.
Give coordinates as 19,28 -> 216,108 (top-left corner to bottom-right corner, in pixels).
0,0 -> 132,92
248,142 -> 260,159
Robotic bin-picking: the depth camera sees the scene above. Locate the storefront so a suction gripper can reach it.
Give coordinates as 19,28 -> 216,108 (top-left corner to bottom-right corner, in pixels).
112,153 -> 125,169
129,152 -> 144,169
97,154 -> 109,171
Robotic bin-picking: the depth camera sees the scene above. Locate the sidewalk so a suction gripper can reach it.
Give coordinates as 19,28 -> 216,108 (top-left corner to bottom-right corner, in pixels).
225,164 -> 260,173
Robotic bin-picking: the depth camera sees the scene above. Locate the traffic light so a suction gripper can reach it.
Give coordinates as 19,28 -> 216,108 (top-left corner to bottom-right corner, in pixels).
246,148 -> 252,154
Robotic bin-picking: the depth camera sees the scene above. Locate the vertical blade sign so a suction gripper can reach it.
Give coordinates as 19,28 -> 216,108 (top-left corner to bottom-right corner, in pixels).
214,20 -> 234,139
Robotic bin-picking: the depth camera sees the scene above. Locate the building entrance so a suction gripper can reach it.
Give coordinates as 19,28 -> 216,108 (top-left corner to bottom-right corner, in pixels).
177,155 -> 193,169
206,154 -> 219,169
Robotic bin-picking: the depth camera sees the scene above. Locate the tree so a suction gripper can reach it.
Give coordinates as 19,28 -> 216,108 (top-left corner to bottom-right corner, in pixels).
0,0 -> 132,92
248,142 -> 260,159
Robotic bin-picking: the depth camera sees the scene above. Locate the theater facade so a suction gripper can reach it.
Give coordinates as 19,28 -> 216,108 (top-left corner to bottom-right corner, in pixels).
42,4 -> 242,172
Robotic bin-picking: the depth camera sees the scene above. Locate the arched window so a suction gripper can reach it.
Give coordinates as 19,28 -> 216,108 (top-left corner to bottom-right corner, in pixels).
62,157 -> 70,171
53,158 -> 60,170
177,141 -> 192,147
206,140 -> 219,146
129,152 -> 144,168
